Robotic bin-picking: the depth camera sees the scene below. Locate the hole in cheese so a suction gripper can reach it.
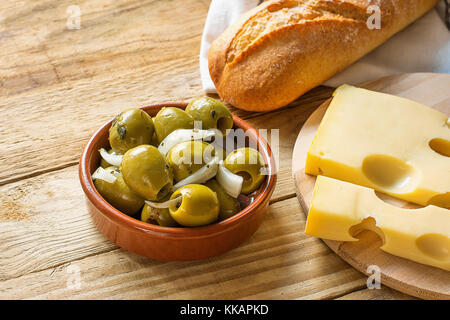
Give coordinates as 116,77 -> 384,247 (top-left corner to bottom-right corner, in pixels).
362,154 -> 419,193
427,192 -> 450,209
416,233 -> 450,261
429,138 -> 450,157
349,217 -> 386,245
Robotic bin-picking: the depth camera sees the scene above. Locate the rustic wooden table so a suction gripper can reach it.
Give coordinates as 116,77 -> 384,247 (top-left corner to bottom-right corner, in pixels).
0,0 -> 415,299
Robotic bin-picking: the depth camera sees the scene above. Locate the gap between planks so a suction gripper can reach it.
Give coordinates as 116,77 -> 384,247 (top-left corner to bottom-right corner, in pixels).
0,161 -> 79,187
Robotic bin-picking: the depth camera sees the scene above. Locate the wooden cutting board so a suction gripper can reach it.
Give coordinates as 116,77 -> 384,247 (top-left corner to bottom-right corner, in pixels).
292,73 -> 450,300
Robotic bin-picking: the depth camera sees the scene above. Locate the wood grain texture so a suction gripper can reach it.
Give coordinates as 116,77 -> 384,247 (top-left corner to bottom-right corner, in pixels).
292,73 -> 450,300
0,0 -> 412,299
0,0 -> 333,187
336,287 -> 417,300
0,166 -> 117,281
0,0 -> 209,186
0,197 -> 366,299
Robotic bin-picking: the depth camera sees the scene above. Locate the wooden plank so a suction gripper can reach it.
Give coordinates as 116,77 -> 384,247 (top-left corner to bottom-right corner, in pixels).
0,0 -> 333,187
0,166 -> 117,281
337,287 -> 417,300
0,0 -> 208,96
0,0 -> 208,185
0,197 -> 368,299
270,167 -> 296,202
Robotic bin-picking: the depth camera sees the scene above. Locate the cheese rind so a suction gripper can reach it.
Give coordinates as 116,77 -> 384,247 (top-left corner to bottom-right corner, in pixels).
305,176 -> 450,271
305,85 -> 450,208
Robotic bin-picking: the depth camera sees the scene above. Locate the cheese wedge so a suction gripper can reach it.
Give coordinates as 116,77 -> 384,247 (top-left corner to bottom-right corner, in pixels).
305,85 -> 450,208
305,176 -> 450,271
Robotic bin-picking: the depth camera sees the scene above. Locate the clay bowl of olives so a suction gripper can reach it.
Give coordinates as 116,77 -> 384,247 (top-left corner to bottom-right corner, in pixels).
79,98 -> 277,261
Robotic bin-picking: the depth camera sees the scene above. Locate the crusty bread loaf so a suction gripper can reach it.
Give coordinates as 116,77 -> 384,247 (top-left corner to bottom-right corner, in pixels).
208,0 -> 440,112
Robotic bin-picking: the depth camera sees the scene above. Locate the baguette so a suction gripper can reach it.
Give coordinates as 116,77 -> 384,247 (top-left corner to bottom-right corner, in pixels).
208,0 -> 440,112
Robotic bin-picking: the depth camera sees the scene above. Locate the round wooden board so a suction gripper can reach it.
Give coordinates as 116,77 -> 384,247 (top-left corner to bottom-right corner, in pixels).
292,73 -> 450,300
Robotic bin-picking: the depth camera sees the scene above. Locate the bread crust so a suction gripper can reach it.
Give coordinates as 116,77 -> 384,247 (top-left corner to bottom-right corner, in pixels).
208,0 -> 440,111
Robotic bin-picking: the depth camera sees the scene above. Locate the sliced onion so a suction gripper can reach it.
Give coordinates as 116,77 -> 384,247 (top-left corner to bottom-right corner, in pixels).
145,196 -> 182,209
172,157 -> 219,191
158,129 -> 221,155
216,161 -> 243,198
91,166 -> 117,184
99,148 -> 123,166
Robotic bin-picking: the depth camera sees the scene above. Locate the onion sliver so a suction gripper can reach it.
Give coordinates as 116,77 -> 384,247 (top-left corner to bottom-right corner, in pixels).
145,196 -> 182,209
99,148 -> 123,166
92,167 -> 117,184
172,157 -> 219,191
158,129 -> 221,155
216,161 -> 243,198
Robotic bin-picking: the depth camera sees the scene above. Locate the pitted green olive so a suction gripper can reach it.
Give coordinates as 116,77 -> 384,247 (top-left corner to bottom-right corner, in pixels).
121,145 -> 173,201
224,147 -> 266,194
205,179 -> 240,220
186,97 -> 233,135
109,108 -> 154,154
141,198 -> 178,227
169,184 -> 219,227
154,107 -> 194,143
166,141 -> 217,182
94,166 -> 144,215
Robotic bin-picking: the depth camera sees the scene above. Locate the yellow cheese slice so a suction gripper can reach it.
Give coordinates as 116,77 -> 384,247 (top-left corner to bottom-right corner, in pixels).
305,176 -> 450,271
305,85 -> 450,208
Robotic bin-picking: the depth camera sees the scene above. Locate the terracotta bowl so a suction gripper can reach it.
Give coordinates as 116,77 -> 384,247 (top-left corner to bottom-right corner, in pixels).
79,102 -> 277,261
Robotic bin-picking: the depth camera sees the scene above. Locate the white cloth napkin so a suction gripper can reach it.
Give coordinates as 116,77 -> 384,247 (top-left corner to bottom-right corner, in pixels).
200,0 -> 450,93
200,0 -> 262,93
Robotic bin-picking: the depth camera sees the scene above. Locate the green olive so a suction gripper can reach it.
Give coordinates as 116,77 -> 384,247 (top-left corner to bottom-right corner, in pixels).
109,108 -> 155,154
169,184 -> 219,227
205,179 -> 240,220
166,141 -> 216,182
186,97 -> 233,135
141,197 -> 178,227
100,149 -> 118,168
121,145 -> 173,201
224,148 -> 266,194
94,166 -> 144,215
154,107 -> 194,143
